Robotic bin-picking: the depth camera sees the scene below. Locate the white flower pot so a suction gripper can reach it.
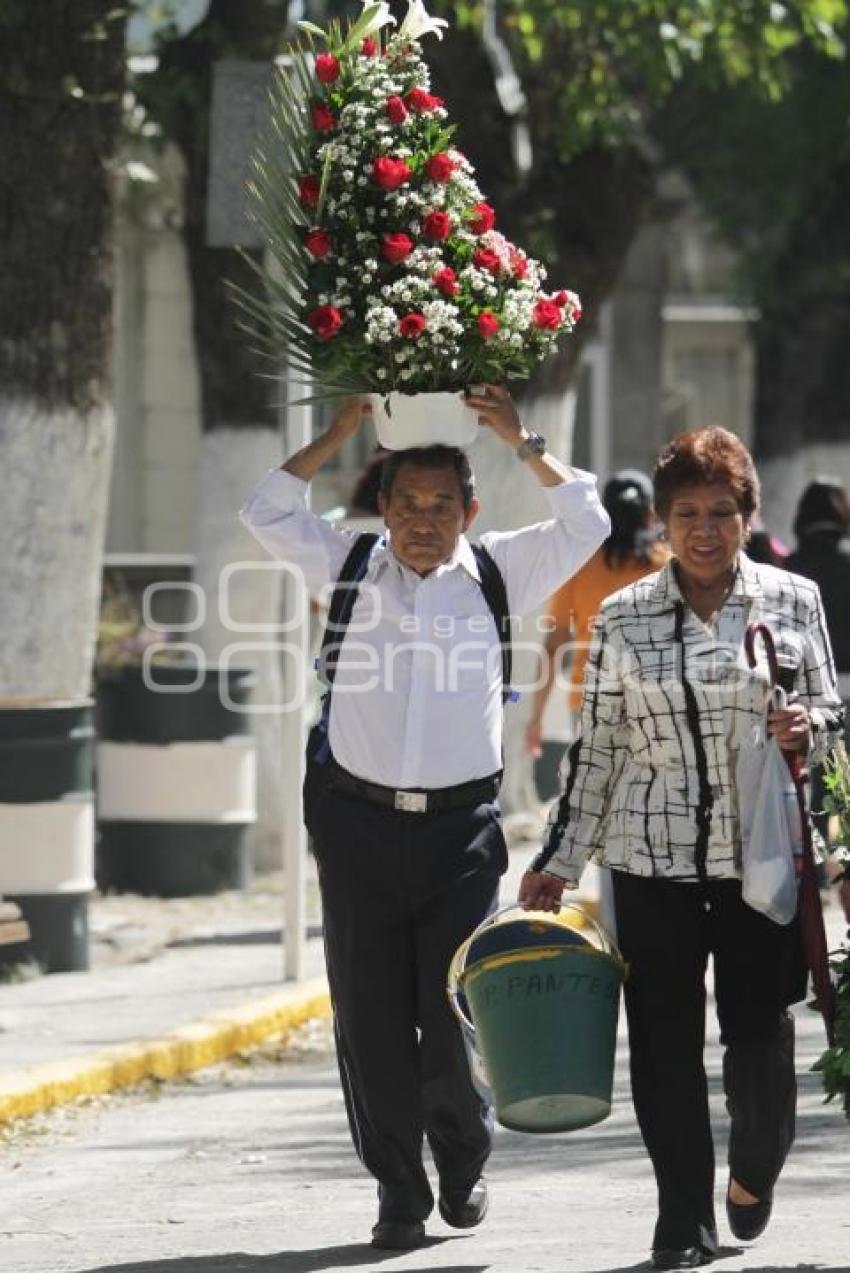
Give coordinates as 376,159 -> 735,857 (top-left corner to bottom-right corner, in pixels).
371,391 -> 480,450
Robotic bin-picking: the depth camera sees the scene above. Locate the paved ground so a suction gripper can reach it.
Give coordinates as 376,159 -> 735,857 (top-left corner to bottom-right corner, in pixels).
0,856 -> 848,1272
1,989 -> 848,1273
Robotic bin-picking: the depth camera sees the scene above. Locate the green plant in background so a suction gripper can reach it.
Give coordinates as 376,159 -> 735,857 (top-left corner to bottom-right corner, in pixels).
814,740 -> 850,1120
236,1 -> 582,404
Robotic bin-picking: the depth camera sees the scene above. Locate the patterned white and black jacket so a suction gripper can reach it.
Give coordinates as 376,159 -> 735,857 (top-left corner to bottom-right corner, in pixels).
537,554 -> 845,884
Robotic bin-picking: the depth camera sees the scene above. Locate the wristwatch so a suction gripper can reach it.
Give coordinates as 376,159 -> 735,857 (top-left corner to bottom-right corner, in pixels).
516,431 -> 547,461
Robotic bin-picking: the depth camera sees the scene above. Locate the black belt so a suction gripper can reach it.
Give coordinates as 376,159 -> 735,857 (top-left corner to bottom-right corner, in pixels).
325,759 -> 501,815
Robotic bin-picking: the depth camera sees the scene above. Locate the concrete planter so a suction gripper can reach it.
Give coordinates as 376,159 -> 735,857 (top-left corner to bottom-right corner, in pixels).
0,699 -> 95,972
96,666 -> 257,897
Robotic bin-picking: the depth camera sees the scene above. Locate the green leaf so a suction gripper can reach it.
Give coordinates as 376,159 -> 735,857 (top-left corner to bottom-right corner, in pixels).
339,5 -> 388,55
296,21 -> 329,42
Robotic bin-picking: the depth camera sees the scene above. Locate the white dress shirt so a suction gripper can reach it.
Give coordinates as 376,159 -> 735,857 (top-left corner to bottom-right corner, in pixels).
240,467 -> 609,788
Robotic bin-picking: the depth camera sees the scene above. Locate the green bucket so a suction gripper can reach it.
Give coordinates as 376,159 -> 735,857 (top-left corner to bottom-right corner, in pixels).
448,904 -> 626,1133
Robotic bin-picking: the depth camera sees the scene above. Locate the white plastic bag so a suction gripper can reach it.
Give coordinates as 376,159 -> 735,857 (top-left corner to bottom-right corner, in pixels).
736,688 -> 802,925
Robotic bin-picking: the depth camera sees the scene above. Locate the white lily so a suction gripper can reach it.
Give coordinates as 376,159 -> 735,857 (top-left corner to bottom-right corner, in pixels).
356,2 -> 396,38
399,0 -> 450,42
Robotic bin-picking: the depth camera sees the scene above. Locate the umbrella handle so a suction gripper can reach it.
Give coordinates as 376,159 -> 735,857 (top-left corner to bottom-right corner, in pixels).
744,621 -> 781,684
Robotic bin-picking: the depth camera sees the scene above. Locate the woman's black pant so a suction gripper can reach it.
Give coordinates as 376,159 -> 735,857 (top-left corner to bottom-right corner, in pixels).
612,871 -> 805,1252
308,780 -> 507,1223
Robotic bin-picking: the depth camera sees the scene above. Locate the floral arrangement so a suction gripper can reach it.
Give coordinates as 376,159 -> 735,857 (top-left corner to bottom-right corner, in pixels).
241,1 -> 581,403
813,740 -> 850,1120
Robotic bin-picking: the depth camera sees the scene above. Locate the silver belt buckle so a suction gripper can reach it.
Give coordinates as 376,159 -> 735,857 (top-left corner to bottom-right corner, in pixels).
394,789 -> 428,813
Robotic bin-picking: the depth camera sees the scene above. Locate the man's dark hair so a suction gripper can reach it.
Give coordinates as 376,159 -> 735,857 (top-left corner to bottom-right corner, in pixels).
379,445 -> 476,512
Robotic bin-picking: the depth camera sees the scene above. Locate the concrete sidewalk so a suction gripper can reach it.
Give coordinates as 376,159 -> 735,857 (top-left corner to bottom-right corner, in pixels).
0,871 -> 331,1124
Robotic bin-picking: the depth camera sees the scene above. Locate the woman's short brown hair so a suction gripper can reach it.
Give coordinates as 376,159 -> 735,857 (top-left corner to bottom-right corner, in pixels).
653,426 -> 760,521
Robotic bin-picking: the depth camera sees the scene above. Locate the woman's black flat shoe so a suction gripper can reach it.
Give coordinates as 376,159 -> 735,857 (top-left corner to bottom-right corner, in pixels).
726,1190 -> 773,1241
650,1246 -> 713,1270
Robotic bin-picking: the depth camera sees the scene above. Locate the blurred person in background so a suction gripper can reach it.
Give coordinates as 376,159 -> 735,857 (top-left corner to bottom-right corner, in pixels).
742,513 -> 789,568
785,478 -> 850,683
785,477 -> 850,859
524,469 -> 669,764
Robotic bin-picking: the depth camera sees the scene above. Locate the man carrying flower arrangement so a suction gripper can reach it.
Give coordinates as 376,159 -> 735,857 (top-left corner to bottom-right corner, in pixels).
240,385 -> 610,1249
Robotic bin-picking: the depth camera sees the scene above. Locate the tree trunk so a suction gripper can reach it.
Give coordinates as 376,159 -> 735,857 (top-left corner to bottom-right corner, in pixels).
141,2 -> 290,868
0,2 -> 125,699
752,152 -> 850,544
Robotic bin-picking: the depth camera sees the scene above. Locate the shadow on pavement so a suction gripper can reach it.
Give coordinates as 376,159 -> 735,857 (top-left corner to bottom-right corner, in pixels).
78,1250 -> 486,1273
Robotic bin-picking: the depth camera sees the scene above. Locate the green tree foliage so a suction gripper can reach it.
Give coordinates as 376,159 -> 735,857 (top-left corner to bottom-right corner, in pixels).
655,30 -> 850,459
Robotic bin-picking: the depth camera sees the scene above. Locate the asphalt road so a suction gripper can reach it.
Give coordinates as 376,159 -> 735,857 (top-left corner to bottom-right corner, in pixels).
2,1006 -> 848,1273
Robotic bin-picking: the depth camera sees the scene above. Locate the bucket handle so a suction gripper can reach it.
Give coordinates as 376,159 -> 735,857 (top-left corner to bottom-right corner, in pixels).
447,901 -> 623,1036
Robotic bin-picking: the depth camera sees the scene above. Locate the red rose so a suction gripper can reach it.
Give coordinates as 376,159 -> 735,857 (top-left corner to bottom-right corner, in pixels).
372,156 -> 413,190
477,310 -> 500,339
423,211 -> 452,241
385,95 -> 408,124
533,299 -> 563,331
558,289 -> 583,320
433,267 -> 459,297
404,86 -> 443,113
399,313 -> 427,339
468,201 -> 496,235
315,54 -> 340,84
510,251 -> 528,279
425,151 -> 455,183
308,305 -> 343,341
311,102 -> 336,133
297,175 -> 321,207
381,232 -> 414,264
473,247 -> 501,275
361,36 -> 378,57
304,228 -> 331,259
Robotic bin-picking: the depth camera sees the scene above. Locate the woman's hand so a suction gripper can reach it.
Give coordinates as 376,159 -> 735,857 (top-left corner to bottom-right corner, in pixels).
463,384 -> 522,446
518,869 -> 577,912
767,700 -> 811,752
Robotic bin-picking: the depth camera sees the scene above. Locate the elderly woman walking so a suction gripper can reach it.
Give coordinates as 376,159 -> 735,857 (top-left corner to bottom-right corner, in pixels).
520,427 -> 845,1271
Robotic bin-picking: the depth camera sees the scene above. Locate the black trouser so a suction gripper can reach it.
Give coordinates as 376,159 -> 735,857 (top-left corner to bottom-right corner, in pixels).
307,779 -> 507,1222
612,872 -> 806,1252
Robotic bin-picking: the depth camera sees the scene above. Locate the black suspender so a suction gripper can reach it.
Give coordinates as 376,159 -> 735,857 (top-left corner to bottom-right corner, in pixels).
316,532 -> 380,692
471,542 -> 514,704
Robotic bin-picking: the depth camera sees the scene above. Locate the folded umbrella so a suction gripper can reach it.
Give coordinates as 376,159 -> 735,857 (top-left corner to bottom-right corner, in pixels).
744,621 -> 835,1045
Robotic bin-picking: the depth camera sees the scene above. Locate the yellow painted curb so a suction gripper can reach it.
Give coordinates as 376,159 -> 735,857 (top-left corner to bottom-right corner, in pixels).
0,976 -> 331,1125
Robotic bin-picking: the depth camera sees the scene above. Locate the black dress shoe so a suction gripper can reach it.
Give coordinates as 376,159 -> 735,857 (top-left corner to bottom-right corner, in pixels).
438,1178 -> 489,1229
650,1246 -> 713,1270
726,1189 -> 773,1241
371,1219 -> 426,1250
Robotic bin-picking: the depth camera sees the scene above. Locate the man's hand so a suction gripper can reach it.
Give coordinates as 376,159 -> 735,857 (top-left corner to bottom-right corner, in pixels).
330,394 -> 372,439
767,701 -> 811,752
283,395 -> 371,482
518,868 -> 577,912
463,384 -> 522,446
